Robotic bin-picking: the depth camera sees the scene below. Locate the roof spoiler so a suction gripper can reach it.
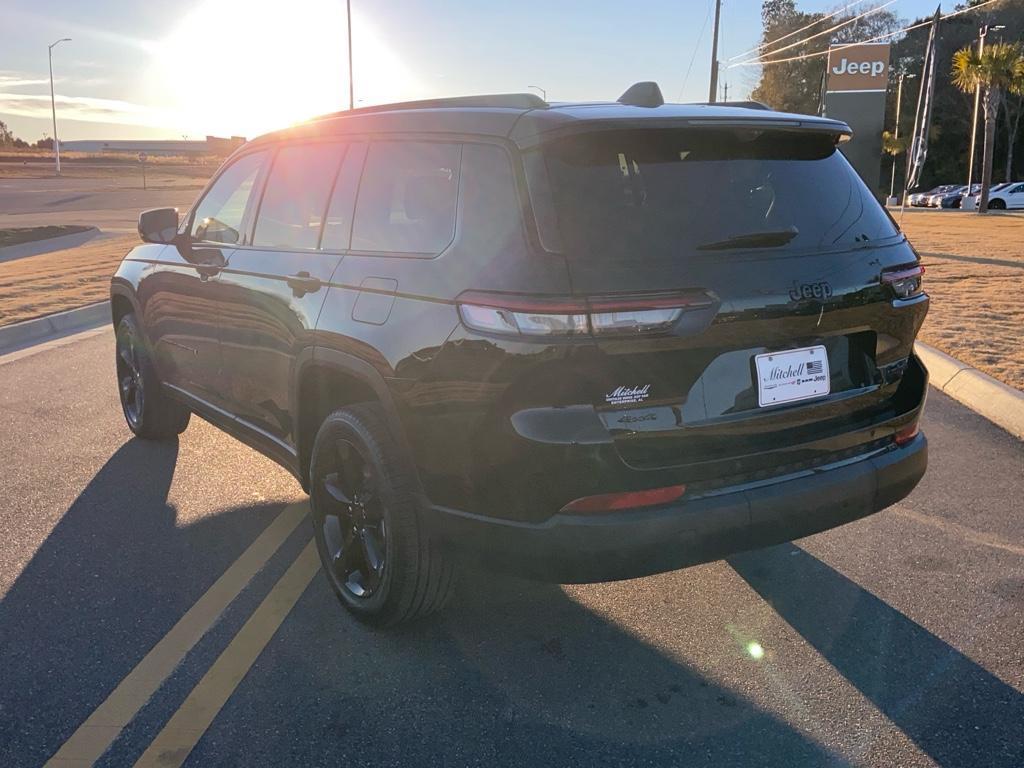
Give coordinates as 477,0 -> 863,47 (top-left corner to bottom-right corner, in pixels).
617,82 -> 665,108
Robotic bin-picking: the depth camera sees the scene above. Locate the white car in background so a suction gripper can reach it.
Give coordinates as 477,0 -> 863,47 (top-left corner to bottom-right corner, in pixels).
909,185 -> 957,206
984,182 -> 1024,210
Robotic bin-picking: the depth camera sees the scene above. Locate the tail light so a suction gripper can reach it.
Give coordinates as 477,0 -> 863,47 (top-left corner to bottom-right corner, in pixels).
560,484 -> 686,514
882,264 -> 925,300
894,422 -> 919,446
457,291 -> 714,338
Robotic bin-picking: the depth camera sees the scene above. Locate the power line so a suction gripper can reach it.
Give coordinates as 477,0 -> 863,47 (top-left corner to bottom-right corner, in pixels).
678,0 -> 713,101
728,0 -> 1002,70
730,0 -> 898,67
727,0 -> 872,62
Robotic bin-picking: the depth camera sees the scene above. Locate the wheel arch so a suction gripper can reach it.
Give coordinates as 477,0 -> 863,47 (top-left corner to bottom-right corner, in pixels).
110,282 -> 141,327
294,347 -> 420,495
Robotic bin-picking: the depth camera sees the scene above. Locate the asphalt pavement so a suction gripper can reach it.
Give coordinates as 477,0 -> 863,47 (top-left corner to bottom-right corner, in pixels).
0,173 -> 201,234
1,329 -> 1022,767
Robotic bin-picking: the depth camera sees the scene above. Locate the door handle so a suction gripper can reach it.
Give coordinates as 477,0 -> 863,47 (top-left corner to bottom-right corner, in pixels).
286,271 -> 323,297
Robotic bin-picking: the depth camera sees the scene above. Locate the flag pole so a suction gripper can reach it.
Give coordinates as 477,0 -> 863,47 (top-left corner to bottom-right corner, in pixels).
900,6 -> 941,225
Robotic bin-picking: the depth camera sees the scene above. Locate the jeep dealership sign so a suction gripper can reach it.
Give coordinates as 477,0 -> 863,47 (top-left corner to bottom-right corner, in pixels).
827,43 -> 891,92
823,43 -> 891,192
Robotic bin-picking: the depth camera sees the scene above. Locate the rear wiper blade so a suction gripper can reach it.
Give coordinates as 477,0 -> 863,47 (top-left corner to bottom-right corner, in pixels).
696,227 -> 799,251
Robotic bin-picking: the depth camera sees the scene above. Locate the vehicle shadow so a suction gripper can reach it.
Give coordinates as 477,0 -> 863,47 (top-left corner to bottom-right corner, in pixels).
0,437 -> 289,768
729,543 -> 1024,768
208,567 -> 848,768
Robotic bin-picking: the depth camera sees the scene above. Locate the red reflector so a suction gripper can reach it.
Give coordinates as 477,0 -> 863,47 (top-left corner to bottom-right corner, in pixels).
561,484 -> 686,514
894,423 -> 919,446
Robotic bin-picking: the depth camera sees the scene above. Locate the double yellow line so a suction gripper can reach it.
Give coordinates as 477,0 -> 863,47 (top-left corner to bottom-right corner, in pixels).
46,503 -> 321,767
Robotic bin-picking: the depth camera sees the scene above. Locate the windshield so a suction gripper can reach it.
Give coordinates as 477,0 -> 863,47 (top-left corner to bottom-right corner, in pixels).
538,128 -> 900,261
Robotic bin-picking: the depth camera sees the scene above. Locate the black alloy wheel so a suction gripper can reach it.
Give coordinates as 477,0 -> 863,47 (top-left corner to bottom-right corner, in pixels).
309,404 -> 454,626
114,313 -> 190,439
317,438 -> 387,599
116,323 -> 145,431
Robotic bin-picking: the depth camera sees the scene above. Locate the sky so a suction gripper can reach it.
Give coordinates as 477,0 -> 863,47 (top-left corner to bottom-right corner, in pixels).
0,0 -> 944,142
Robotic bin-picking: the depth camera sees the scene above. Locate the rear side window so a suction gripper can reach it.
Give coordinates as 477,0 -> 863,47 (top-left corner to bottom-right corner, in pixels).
538,129 -> 900,262
191,151 -> 266,244
351,142 -> 461,255
252,143 -> 346,250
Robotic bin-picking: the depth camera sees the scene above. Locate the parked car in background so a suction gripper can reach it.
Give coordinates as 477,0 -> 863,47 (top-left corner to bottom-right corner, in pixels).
110,86 -> 929,626
984,182 -> 1024,209
938,184 -> 982,208
909,185 -> 956,206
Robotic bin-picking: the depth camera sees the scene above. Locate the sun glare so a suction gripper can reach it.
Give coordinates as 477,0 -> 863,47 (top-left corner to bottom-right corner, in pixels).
151,0 -> 419,139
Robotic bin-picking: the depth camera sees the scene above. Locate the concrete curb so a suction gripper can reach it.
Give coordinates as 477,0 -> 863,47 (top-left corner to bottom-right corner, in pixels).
0,227 -> 100,263
0,301 -> 110,354
916,341 -> 1024,440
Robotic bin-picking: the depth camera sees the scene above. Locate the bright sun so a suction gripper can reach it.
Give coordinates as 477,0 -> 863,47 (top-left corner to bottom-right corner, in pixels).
151,0 -> 419,139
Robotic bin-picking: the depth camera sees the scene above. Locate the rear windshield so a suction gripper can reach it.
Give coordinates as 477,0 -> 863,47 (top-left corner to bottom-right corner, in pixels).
536,128 -> 899,261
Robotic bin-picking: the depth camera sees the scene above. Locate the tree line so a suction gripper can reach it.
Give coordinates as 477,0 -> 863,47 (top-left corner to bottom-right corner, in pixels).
750,0 -> 1024,195
0,120 -> 54,149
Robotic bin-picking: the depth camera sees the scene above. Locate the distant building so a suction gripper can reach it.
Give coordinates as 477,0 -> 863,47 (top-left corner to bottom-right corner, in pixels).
59,135 -> 245,157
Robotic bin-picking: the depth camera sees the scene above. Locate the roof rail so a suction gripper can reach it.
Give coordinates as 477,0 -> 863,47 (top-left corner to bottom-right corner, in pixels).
309,93 -> 547,122
690,100 -> 771,110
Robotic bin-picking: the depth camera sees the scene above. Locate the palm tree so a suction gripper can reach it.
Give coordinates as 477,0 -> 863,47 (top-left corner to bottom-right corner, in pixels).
952,42 -> 1024,214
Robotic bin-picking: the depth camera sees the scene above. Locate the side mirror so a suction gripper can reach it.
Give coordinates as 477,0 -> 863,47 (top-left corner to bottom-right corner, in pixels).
139,207 -> 179,244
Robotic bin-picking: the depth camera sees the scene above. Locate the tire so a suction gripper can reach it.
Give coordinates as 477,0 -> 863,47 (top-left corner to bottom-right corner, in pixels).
115,314 -> 190,439
309,403 -> 455,627
988,198 -> 1007,210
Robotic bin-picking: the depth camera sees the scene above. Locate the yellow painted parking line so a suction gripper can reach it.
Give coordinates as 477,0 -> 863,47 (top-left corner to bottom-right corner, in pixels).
134,540 -> 321,768
44,503 -> 308,768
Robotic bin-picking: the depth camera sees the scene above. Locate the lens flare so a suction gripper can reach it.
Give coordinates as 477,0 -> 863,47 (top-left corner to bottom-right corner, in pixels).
151,0 -> 420,138
746,642 -> 765,660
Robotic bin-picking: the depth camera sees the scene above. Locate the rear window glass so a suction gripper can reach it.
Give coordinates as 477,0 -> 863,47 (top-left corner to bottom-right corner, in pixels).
351,142 -> 460,255
539,129 -> 899,261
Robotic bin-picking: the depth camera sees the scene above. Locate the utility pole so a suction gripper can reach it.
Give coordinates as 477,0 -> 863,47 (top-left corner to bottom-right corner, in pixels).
889,72 -> 915,202
48,38 -> 71,176
723,81 -> 729,102
965,23 -> 1004,207
708,0 -> 723,102
347,0 -> 354,109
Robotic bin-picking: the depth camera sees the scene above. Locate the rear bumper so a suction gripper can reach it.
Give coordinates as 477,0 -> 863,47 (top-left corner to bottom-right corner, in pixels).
421,433 -> 927,583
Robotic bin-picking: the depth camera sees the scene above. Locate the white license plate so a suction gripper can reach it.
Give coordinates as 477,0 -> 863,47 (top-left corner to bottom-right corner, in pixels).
755,345 -> 830,407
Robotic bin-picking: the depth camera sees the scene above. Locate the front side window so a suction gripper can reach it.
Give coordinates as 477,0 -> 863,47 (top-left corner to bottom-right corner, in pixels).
191,151 -> 266,244
252,143 -> 347,250
351,142 -> 461,255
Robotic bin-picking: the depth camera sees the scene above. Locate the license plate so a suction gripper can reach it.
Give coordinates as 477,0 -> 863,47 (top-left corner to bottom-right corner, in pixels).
755,345 -> 830,407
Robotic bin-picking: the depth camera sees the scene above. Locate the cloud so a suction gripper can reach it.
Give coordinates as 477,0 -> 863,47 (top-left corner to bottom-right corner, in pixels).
0,91 -> 172,130
0,73 -> 51,89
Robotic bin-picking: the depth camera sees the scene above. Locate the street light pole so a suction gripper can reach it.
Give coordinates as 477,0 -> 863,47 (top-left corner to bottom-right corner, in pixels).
527,85 -> 547,101
708,0 -> 722,103
47,38 -> 71,176
889,72 -> 914,201
347,0 -> 354,109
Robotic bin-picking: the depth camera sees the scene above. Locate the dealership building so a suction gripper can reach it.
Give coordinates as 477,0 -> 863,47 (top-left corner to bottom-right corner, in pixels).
59,135 -> 245,157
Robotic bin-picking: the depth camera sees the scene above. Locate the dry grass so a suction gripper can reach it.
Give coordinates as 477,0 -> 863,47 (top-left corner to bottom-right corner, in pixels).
0,235 -> 136,325
899,210 -> 1024,390
0,225 -> 91,248
0,164 -> 211,184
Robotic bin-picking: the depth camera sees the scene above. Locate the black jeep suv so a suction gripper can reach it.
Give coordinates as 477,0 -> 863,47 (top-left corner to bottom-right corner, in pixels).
111,85 -> 928,626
